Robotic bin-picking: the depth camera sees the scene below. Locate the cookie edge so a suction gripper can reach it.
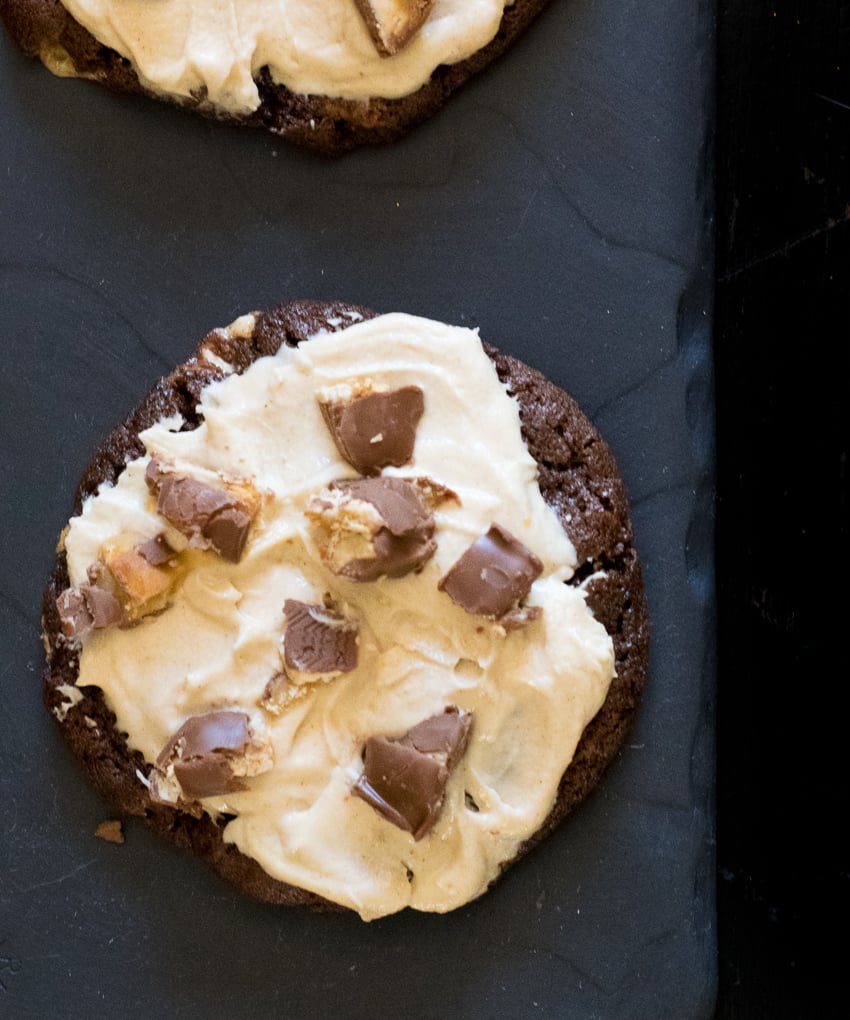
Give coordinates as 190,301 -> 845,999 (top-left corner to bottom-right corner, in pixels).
41,299 -> 649,911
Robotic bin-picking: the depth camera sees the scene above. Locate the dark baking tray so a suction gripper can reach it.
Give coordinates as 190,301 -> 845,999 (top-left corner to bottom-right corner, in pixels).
0,1 -> 715,1015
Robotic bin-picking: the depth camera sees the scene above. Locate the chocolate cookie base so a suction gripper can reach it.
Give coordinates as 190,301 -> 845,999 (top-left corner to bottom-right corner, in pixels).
0,0 -> 552,154
42,300 -> 649,911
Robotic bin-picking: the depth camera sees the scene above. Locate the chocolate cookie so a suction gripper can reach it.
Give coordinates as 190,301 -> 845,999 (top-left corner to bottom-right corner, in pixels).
1,0 -> 552,154
42,300 -> 649,916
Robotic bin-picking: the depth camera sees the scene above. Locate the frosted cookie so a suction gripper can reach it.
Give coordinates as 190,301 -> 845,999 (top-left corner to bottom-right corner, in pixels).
1,0 -> 552,153
42,300 -> 649,920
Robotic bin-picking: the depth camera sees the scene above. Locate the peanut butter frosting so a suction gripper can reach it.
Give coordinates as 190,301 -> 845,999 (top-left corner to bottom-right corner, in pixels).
59,0 -> 509,107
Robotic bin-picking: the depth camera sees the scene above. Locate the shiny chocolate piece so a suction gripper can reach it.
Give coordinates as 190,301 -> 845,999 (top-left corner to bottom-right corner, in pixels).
319,385 -> 424,475
201,504 -> 254,562
353,738 -> 445,839
56,583 -> 123,638
283,599 -> 358,675
144,458 -> 167,491
145,460 -> 255,562
157,710 -> 256,800
398,705 -> 473,770
136,533 -> 177,567
438,523 -> 543,619
311,476 -> 436,581
352,707 -> 473,840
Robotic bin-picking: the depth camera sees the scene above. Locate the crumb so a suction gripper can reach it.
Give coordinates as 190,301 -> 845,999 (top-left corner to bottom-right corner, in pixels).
95,820 -> 124,844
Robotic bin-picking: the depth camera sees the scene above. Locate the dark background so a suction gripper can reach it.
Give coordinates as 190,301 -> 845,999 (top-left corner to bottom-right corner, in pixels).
715,1 -> 848,1015
4,0 -> 847,1013
0,1 -> 715,1016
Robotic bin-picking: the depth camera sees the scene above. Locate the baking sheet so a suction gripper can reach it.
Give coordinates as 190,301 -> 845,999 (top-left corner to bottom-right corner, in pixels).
0,1 -> 715,1015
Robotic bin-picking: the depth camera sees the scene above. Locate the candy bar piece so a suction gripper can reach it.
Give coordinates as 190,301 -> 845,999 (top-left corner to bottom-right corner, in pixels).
307,476 -> 436,581
56,583 -> 123,638
353,0 -> 433,57
318,384 -> 424,475
438,523 -> 543,620
99,533 -> 181,621
265,600 -> 359,714
352,707 -> 473,840
152,710 -> 273,803
260,671 -> 307,715
283,599 -> 358,678
398,705 -> 473,770
407,475 -> 459,510
136,533 -> 177,567
145,460 -> 259,562
354,738 -> 444,839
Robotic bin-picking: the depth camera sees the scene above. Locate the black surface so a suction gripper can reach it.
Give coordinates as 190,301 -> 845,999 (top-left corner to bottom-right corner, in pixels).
0,2 -> 715,1016
715,1 -> 849,1016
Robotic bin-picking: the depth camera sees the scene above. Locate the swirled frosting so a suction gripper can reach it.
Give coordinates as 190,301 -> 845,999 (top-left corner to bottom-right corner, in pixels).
59,0 -> 509,106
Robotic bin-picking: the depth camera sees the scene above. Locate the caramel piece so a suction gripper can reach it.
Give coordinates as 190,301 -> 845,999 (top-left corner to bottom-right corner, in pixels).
99,533 -> 180,621
354,0 -> 433,56
260,671 -> 307,715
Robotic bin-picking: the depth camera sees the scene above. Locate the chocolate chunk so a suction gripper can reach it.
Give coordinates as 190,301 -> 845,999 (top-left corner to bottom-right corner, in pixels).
438,523 -> 543,619
56,583 -> 123,638
353,739 -> 445,839
157,711 -> 265,800
136,533 -> 177,567
308,476 -> 436,581
201,504 -> 254,562
145,460 -> 257,562
398,705 -> 473,770
354,0 -> 433,56
319,385 -> 424,475
283,599 -> 358,675
144,458 -> 167,491
352,707 -> 473,840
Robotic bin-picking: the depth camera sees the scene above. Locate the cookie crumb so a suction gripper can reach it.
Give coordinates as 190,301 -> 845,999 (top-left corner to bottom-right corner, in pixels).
95,820 -> 124,844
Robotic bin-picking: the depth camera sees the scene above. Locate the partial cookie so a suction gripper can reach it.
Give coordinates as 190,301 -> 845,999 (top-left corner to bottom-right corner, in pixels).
42,301 -> 649,919
1,0 -> 552,153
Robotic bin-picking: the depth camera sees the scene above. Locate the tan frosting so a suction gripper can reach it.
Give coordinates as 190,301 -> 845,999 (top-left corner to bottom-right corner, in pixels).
64,313 -> 615,920
59,0 -> 509,107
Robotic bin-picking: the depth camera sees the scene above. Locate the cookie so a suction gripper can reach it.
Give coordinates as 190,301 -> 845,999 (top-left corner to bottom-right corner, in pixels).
42,300 -> 649,919
1,0 -> 552,153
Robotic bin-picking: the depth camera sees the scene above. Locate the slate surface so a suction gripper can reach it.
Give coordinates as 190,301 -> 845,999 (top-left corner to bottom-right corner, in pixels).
0,2 -> 715,1016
